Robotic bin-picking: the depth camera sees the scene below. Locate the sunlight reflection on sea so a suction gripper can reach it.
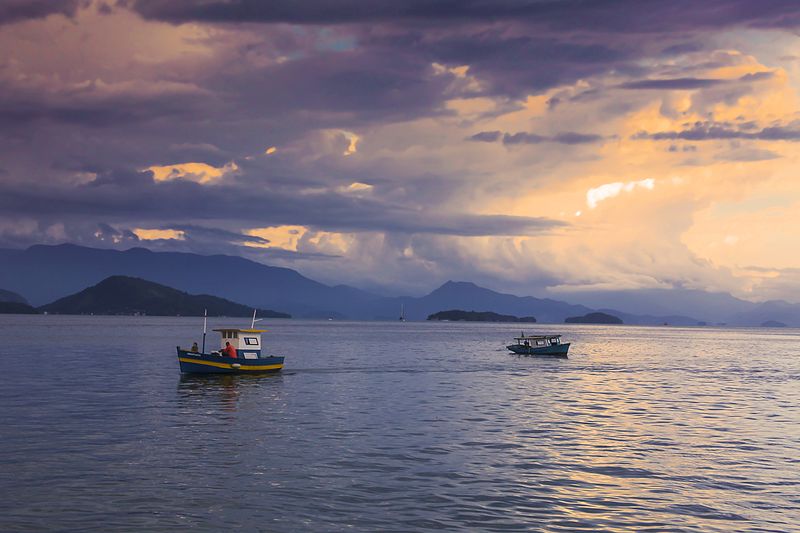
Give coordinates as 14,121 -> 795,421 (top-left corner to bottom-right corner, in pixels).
0,316 -> 798,531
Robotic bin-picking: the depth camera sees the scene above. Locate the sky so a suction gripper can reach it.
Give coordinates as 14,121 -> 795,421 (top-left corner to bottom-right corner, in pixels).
1,0 -> 800,301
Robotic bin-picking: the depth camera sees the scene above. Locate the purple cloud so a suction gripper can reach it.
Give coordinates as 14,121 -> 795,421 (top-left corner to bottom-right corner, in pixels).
0,0 -> 84,25
470,131 -> 604,145
130,1 -> 800,30
619,78 -> 725,90
634,121 -> 800,141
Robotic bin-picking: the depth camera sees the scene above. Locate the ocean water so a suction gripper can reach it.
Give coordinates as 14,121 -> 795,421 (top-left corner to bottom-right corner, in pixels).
0,315 -> 798,532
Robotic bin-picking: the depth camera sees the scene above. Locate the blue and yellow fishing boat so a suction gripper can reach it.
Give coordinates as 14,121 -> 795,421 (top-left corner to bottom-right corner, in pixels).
507,334 -> 570,357
177,311 -> 284,374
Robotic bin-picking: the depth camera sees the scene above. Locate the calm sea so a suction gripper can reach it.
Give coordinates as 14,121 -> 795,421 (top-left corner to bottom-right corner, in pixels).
0,316 -> 798,532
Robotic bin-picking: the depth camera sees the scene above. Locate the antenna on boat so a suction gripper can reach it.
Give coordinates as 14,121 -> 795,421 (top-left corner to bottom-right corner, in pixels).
251,309 -> 263,329
201,308 -> 207,354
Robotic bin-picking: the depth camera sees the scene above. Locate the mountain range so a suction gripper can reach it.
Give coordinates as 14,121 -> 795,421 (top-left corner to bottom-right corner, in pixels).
0,243 -> 797,326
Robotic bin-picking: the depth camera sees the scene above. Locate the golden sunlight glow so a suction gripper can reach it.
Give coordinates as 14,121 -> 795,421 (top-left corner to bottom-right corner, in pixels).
265,146 -> 277,155
586,179 -> 655,209
432,62 -> 469,77
147,161 -> 238,184
342,131 -> 360,156
246,226 -> 307,251
133,228 -> 185,240
683,199 -> 800,270
245,225 -> 352,256
341,182 -> 373,194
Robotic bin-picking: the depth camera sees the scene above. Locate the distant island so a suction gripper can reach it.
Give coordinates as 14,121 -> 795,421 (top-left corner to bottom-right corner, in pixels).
565,312 -> 623,324
427,309 -> 537,322
39,275 -> 291,318
760,320 -> 787,328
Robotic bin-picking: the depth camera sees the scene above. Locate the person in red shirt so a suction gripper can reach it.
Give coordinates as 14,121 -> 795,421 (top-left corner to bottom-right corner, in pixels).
223,342 -> 237,358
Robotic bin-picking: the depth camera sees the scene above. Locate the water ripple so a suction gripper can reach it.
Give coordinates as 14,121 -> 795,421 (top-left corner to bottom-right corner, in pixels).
0,317 -> 799,531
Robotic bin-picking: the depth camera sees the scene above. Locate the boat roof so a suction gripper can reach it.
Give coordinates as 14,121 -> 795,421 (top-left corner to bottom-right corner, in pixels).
212,328 -> 267,333
514,335 -> 561,340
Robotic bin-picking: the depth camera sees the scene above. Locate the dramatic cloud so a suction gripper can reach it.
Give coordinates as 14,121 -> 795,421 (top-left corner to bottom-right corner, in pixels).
634,121 -> 800,141
619,78 -> 726,90
130,0 -> 800,30
586,179 -> 655,209
0,0 -> 84,25
0,174 -> 565,238
469,130 -> 604,145
1,0 -> 800,300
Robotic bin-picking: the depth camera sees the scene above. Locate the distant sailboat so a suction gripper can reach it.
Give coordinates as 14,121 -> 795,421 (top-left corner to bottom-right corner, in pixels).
399,303 -> 406,321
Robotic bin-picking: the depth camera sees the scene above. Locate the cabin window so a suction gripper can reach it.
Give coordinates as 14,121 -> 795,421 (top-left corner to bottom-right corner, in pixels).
536,340 -> 545,346
244,337 -> 259,346
234,331 -> 239,338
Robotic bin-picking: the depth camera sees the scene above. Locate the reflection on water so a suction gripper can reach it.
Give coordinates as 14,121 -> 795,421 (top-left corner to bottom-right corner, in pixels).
0,315 -> 799,532
177,374 -> 284,412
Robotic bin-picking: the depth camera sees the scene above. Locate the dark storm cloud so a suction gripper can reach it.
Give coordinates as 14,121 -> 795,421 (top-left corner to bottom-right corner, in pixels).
469,131 -> 604,145
126,1 -> 799,101
0,0 -> 84,25
0,176 -> 565,238
0,83 -> 212,128
373,29 -> 634,98
130,0 -> 800,30
468,131 -> 502,142
634,121 -> 800,141
660,43 -> 704,56
619,78 -> 725,90
619,72 -> 774,90
224,48 -> 451,120
505,132 -> 604,145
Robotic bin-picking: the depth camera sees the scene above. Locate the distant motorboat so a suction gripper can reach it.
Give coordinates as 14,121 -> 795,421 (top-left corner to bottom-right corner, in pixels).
507,334 -> 570,357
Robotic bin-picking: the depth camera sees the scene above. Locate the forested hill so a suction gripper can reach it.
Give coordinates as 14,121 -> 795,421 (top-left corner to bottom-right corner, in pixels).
39,276 -> 291,318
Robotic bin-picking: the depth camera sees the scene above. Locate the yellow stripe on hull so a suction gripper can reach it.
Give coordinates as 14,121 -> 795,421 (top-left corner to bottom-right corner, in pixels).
178,357 -> 283,371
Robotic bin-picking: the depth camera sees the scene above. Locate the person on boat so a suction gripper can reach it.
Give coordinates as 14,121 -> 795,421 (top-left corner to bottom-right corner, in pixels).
191,342 -> 199,352
222,342 -> 237,358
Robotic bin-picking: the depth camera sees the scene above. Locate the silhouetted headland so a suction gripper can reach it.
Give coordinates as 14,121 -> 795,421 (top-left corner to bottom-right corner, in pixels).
39,275 -> 291,318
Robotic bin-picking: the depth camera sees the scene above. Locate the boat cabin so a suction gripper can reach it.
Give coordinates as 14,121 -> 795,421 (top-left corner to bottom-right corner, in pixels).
212,328 -> 267,359
513,335 -> 563,347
